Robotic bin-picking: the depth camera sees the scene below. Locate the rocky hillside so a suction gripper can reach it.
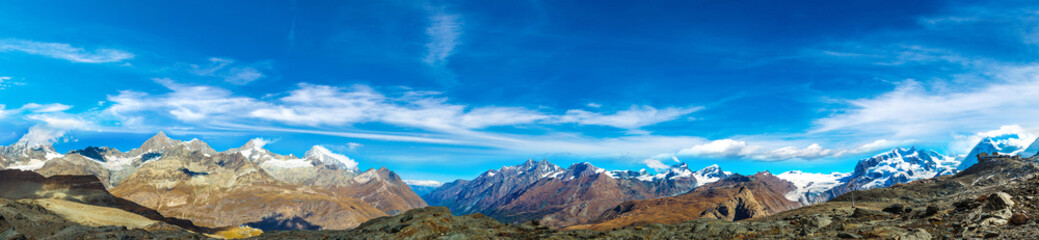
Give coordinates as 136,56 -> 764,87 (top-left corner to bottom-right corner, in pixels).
225,140 -> 427,215
566,171 -> 801,231
108,145 -> 387,230
0,131 -> 428,230
424,159 -> 733,228
0,169 -> 205,233
424,159 -> 567,216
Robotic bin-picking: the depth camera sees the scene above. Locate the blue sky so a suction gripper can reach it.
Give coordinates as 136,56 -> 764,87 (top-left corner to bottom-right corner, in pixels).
2,0 -> 1039,182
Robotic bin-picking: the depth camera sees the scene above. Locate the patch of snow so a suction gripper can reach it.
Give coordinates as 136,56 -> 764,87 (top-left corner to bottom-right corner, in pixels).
8,159 -> 46,171
261,158 -> 314,169
777,170 -> 850,205
304,145 -> 359,172
98,155 -> 138,171
45,152 -> 63,160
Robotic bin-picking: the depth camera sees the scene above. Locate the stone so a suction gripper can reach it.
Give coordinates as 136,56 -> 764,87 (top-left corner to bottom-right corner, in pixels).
987,192 -> 1014,210
924,205 -> 940,216
838,232 -> 863,239
807,215 -> 832,229
883,204 -> 907,214
896,228 -> 932,240
851,208 -> 892,218
1010,213 -> 1029,225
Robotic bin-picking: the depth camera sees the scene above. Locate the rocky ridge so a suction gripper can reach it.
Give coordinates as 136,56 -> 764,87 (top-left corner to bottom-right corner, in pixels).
424,159 -> 734,228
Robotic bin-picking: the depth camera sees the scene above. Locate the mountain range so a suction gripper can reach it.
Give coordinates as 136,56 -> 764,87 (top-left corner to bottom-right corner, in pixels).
0,132 -> 426,231
0,130 -> 1031,237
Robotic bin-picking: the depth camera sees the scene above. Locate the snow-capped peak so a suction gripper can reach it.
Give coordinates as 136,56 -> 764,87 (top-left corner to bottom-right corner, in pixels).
853,147 -> 958,190
232,138 -> 275,162
303,145 -> 359,172
959,134 -> 1038,170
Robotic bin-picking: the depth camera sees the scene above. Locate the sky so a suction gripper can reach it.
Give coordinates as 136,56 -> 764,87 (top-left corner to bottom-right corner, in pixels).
2,0 -> 1039,183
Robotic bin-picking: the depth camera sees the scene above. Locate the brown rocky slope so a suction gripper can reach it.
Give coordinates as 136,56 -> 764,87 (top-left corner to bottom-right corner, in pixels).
109,145 -> 386,230
0,169 -> 206,233
567,171 -> 801,231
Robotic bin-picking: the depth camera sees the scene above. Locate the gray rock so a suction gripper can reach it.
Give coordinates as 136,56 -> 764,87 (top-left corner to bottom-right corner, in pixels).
838,232 -> 863,239
883,204 -> 907,214
897,228 -> 932,240
987,192 -> 1014,210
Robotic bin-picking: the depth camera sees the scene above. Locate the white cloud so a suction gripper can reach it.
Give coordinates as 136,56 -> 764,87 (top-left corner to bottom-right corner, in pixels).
0,39 -> 133,63
15,115 -> 91,147
347,142 -> 363,151
767,144 -> 832,160
0,76 -> 22,90
190,57 -> 267,85
99,80 -> 699,156
557,105 -> 702,131
950,125 -> 1037,155
404,180 -> 443,187
643,158 -> 670,171
679,139 -> 760,157
225,67 -> 264,85
20,103 -> 72,113
814,65 -> 1039,140
677,139 -> 836,161
423,10 -> 462,66
105,78 -> 263,125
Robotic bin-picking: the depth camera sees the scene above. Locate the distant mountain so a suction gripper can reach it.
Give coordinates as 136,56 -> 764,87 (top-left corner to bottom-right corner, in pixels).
0,132 -> 428,230
405,180 -> 443,197
568,172 -> 801,231
959,134 -> 1039,170
0,137 -> 64,171
423,159 -> 733,227
788,147 -> 959,204
108,145 -> 386,230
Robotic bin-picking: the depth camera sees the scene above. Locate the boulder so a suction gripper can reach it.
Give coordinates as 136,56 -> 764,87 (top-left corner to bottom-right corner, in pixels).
806,215 -> 832,229
851,208 -> 892,219
896,228 -> 932,240
1010,213 -> 1029,225
883,204 -> 907,214
924,205 -> 940,216
987,192 -> 1014,211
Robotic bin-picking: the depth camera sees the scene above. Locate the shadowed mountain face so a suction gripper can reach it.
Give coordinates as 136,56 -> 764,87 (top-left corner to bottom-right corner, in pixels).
0,169 -> 207,233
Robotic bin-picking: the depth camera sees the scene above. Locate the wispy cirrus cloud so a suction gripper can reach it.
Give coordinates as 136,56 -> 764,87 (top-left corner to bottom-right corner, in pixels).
556,105 -> 703,133
0,39 -> 133,63
96,79 -> 701,155
422,9 -> 462,66
190,57 -> 269,85
0,76 -> 24,90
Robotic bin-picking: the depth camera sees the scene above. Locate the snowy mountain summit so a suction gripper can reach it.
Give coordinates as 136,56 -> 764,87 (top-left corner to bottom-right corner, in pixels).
959,134 -> 1039,170
779,147 -> 959,205
304,145 -> 360,172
